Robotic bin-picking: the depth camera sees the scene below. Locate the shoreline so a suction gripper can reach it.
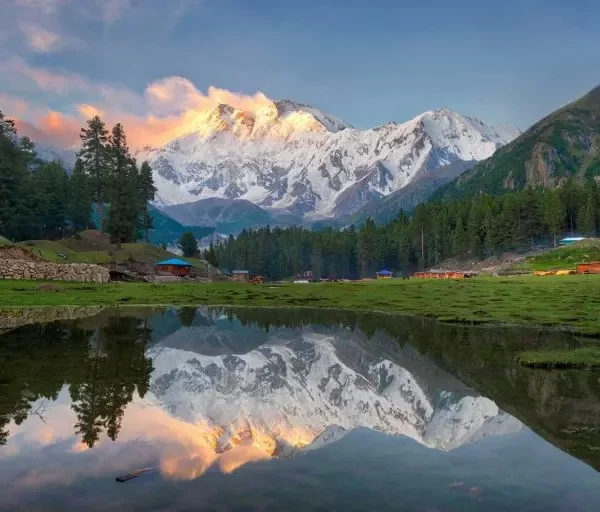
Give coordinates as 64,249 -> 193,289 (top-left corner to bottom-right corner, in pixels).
0,275 -> 599,336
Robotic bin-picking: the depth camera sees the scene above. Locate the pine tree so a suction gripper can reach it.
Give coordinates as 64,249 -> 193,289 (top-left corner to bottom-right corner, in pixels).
204,241 -> 219,267
32,161 -> 69,239
452,215 -> 467,255
178,232 -> 198,257
0,110 -> 35,240
69,159 -> 93,232
105,124 -> 139,248
521,188 -> 543,249
357,218 -> 377,277
579,187 -> 598,236
138,161 -> 156,242
543,190 -> 564,246
78,116 -> 109,232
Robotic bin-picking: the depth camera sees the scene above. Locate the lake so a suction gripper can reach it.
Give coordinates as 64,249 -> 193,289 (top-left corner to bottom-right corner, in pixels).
1,307 -> 600,511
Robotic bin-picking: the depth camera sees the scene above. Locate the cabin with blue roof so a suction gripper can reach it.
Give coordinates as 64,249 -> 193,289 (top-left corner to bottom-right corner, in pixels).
156,258 -> 193,277
558,237 -> 587,246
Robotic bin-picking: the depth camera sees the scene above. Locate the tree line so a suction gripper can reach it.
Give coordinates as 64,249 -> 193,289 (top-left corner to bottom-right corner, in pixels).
212,181 -> 600,279
0,109 -> 155,246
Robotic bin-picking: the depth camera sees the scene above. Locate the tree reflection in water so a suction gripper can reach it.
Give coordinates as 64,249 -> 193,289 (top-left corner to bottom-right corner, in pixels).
0,315 -> 153,448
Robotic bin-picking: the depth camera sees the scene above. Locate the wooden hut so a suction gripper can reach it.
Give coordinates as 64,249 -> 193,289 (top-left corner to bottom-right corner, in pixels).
577,262 -> 600,274
155,258 -> 193,277
232,270 -> 250,282
376,270 -> 393,280
413,271 -> 477,279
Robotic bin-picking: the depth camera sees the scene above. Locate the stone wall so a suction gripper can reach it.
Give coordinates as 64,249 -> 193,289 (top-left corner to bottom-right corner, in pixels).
0,259 -> 110,283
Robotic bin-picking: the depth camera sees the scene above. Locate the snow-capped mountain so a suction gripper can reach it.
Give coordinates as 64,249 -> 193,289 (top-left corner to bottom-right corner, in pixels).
147,325 -> 522,461
141,100 -> 520,221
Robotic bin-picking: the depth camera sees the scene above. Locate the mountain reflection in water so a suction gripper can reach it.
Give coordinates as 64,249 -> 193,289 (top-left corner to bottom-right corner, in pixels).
1,307 -> 600,512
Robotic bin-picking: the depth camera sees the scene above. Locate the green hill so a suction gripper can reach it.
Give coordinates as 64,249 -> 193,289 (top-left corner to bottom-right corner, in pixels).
437,85 -> 600,200
513,239 -> 600,272
146,205 -> 214,246
17,230 -> 211,270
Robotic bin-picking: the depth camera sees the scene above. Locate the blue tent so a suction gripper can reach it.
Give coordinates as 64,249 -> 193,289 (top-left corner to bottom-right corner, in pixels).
156,258 -> 193,267
376,270 -> 393,276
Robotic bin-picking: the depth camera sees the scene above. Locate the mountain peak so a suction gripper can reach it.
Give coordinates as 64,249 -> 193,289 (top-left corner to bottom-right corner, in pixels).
274,99 -> 353,132
144,100 -> 518,216
437,83 -> 600,199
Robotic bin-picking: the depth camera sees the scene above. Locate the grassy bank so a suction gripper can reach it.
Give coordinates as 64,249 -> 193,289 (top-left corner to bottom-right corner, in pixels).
518,347 -> 600,369
1,275 -> 600,335
515,240 -> 600,272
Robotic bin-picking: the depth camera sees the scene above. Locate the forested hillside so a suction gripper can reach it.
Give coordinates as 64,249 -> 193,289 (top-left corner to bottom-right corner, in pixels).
213,181 -> 600,279
438,85 -> 600,199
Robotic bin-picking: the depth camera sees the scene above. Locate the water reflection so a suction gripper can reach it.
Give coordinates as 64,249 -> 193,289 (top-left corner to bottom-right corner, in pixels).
1,307 -> 600,511
0,315 -> 153,448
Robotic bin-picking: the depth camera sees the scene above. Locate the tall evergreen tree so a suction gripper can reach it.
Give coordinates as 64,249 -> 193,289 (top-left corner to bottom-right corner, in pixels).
105,124 -> 139,248
32,161 -> 69,239
579,187 -> 598,236
0,110 -> 34,240
138,160 -> 156,242
357,218 -> 377,277
178,232 -> 198,257
69,158 -> 93,232
78,116 -> 109,232
543,190 -> 564,246
204,241 -> 219,267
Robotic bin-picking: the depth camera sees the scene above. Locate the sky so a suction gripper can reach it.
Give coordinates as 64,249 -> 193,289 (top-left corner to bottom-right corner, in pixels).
1,0 -> 600,150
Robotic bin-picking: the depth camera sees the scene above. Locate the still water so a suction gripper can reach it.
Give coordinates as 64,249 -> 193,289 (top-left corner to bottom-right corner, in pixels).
1,307 -> 600,511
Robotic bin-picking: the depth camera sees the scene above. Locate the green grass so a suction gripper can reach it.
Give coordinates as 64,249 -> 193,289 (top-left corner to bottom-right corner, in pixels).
515,240 -> 600,271
15,232 -> 213,270
518,347 -> 600,369
17,239 -> 175,265
1,275 -> 600,335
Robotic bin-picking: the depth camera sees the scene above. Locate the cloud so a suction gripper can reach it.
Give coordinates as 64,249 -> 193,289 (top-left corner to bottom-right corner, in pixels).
146,77 -> 272,116
102,0 -> 131,23
0,93 -> 30,117
1,60 -> 282,152
14,111 -> 81,149
15,0 -> 69,16
20,23 -> 62,53
2,57 -> 92,94
76,104 -> 105,119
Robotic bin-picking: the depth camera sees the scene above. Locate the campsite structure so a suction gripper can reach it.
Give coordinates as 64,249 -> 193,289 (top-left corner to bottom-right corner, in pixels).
155,258 -> 193,277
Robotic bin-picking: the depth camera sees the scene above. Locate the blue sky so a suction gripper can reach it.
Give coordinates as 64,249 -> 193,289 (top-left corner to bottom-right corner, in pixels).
1,0 -> 599,148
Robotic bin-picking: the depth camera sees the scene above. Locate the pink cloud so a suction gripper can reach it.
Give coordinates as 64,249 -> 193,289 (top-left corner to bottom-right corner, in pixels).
146,77 -> 272,116
1,61 -> 282,153
19,23 -> 62,53
14,111 -> 80,149
6,57 -> 91,94
0,93 -> 30,117
76,104 -> 105,119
